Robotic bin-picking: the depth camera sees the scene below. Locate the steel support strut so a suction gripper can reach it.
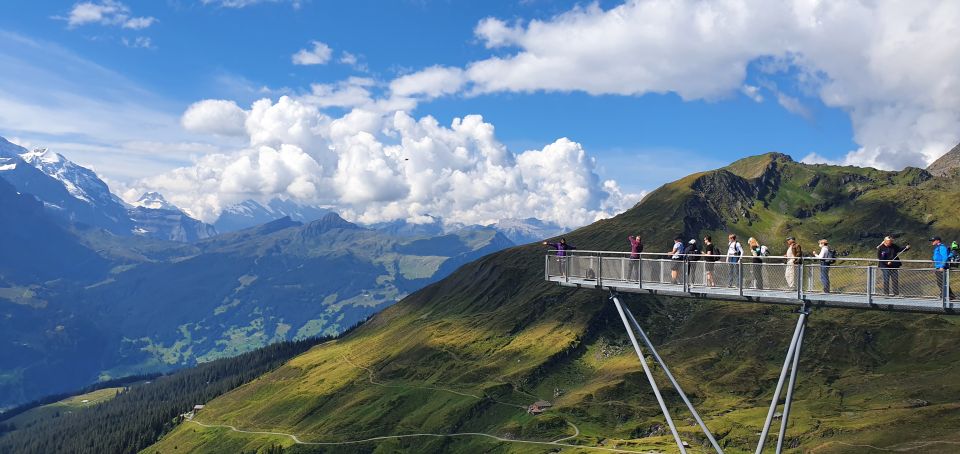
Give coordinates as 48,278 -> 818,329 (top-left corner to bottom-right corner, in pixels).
623,303 -> 725,453
610,292 -> 687,453
756,310 -> 809,454
775,323 -> 805,453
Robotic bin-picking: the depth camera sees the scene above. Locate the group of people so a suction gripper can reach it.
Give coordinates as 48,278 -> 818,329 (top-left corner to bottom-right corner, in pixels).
544,233 -> 960,298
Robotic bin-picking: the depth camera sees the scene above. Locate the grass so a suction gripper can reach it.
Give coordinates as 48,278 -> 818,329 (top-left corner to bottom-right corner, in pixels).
146,155 -> 960,453
6,387 -> 127,430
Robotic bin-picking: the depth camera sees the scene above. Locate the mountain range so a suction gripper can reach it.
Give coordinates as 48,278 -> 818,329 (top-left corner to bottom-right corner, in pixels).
0,136 -> 569,408
145,150 -> 960,452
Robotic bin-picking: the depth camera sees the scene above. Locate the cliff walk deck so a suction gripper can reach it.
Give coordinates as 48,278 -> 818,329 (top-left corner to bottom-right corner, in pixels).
545,251 -> 958,453
545,251 -> 958,315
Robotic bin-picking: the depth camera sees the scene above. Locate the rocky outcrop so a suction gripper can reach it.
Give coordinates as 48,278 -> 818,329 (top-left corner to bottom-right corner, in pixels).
927,142 -> 960,177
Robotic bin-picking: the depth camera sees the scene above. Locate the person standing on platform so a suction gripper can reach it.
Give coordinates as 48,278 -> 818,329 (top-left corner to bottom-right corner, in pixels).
703,235 -> 719,287
726,234 -> 743,287
814,239 -> 831,293
785,237 -> 802,289
747,237 -> 764,289
543,238 -> 575,277
931,236 -> 953,299
627,235 -> 643,282
877,236 -> 906,296
669,237 -> 684,285
684,238 -> 700,284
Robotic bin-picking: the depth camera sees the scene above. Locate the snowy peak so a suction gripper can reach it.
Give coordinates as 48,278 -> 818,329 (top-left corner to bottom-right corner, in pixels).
133,191 -> 178,211
19,147 -> 115,208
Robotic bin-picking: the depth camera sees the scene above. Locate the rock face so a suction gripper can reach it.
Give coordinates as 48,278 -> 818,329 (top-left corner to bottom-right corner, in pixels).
927,142 -> 960,177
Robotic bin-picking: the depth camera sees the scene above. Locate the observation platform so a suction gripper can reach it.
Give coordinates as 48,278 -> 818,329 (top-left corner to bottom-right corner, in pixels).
545,251 -> 958,315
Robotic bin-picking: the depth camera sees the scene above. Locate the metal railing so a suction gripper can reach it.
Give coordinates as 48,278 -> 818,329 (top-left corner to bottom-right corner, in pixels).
545,251 -> 956,313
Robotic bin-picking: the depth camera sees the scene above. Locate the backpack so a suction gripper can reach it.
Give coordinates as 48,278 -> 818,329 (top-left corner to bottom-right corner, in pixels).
759,245 -> 769,257
823,249 -> 837,265
949,246 -> 960,268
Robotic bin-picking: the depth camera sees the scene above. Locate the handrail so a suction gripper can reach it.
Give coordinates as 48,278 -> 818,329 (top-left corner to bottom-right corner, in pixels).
544,250 -> 957,314
546,250 -> 943,266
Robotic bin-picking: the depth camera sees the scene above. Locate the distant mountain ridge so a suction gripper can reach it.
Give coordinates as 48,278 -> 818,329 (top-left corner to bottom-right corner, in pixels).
0,136 -> 216,242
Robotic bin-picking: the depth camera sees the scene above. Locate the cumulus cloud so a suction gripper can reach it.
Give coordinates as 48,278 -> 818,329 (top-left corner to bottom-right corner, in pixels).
182,99 -> 248,136
135,96 -> 634,227
390,66 -> 466,99
63,1 -> 156,30
397,0 -> 960,170
292,41 -> 333,66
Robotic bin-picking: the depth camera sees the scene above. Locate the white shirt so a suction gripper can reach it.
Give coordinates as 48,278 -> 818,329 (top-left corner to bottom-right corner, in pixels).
727,241 -> 742,257
815,245 -> 829,259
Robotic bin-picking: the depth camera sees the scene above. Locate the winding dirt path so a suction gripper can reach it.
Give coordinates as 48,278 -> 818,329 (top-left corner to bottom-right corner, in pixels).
187,419 -> 639,452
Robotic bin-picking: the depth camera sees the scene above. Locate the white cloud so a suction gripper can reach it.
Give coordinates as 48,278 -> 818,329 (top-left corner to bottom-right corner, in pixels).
121,36 -> 154,49
406,0 -> 960,170
390,66 -> 466,99
182,99 -> 248,136
775,92 -> 811,120
292,41 -> 332,66
136,96 -> 633,227
201,0 -> 302,8
741,84 -> 763,103
63,1 -> 155,30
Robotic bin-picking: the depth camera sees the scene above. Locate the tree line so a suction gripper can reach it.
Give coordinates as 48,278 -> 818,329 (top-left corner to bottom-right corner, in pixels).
0,319 -> 366,454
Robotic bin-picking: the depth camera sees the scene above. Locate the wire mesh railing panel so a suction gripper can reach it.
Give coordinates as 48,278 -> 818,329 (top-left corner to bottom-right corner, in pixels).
890,268 -> 944,299
951,270 -> 959,302
546,256 -> 564,277
601,257 -> 627,282
802,265 -> 869,295
568,256 -> 600,280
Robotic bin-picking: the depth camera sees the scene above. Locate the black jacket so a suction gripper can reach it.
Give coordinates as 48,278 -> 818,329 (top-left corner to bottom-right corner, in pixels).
877,243 -> 904,268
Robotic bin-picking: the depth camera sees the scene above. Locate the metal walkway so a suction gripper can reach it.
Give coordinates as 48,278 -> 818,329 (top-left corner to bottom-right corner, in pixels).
545,251 -> 958,453
546,252 -> 958,314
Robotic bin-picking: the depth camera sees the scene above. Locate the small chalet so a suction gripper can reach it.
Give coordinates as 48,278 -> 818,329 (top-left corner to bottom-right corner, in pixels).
527,404 -> 545,415
193,404 -> 205,413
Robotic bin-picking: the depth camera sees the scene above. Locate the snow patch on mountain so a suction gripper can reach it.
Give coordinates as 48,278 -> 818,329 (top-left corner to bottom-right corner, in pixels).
133,191 -> 178,211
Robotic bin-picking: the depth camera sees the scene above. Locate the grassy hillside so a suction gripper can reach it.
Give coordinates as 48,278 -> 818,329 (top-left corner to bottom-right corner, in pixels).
147,154 -> 960,453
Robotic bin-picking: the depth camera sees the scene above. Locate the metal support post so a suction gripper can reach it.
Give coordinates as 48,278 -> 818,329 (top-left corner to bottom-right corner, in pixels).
610,293 -> 687,453
738,259 -> 744,296
622,257 -> 627,284
775,322 -> 806,453
597,255 -> 603,288
867,267 -> 874,305
623,305 -> 724,453
544,255 -> 550,281
756,311 -> 808,454
638,256 -> 643,289
683,258 -> 689,292
944,268 -> 950,308
797,260 -> 804,300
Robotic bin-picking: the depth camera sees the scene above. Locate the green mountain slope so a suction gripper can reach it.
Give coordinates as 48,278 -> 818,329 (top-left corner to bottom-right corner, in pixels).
147,154 -> 960,453
0,213 -> 513,409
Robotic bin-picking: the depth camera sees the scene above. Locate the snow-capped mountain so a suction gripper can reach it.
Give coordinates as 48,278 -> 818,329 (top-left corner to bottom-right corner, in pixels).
0,136 -> 214,242
132,191 -> 178,211
0,137 -> 134,234
214,198 -> 330,232
486,217 -> 566,244
20,148 -> 125,209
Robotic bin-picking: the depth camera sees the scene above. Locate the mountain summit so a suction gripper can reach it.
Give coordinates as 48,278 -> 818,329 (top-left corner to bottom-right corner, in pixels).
132,191 -> 178,211
927,142 -> 960,176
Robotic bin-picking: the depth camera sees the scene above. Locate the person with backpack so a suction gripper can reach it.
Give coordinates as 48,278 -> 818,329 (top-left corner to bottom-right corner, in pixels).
684,238 -> 700,284
931,236 -> 953,299
877,236 -> 907,296
814,239 -> 832,293
747,237 -> 765,290
726,234 -> 743,287
703,235 -> 719,287
543,238 -> 575,277
950,241 -> 960,269
669,237 -> 684,285
785,237 -> 802,289
627,235 -> 643,282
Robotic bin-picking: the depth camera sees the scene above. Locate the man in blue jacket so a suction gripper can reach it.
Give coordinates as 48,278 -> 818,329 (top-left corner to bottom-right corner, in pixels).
931,236 -> 953,299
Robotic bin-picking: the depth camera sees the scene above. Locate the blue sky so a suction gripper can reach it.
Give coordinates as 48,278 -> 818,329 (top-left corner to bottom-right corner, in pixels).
0,1 -> 956,226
